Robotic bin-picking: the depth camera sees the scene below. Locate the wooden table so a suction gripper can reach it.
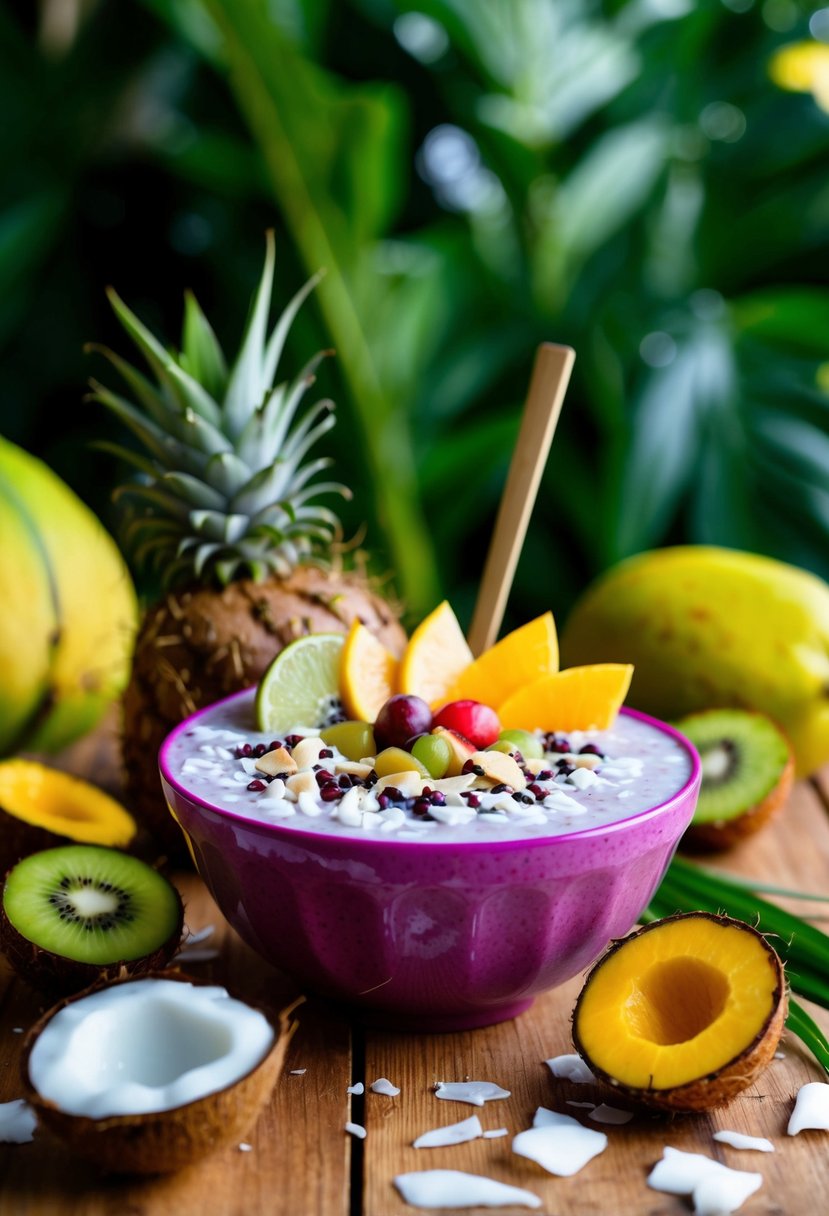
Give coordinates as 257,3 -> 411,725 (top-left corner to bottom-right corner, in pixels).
1,718 -> 828,1215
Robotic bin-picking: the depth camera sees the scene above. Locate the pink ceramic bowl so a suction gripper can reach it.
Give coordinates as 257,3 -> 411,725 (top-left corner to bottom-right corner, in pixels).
159,695 -> 700,1031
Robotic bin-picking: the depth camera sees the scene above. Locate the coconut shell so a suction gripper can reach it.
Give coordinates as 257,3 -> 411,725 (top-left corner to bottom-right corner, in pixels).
0,880 -> 183,999
572,912 -> 788,1113
682,750 -> 795,852
122,566 -> 406,862
21,972 -> 299,1174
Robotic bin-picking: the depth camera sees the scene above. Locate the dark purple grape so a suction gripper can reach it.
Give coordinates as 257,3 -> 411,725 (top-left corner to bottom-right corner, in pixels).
374,695 -> 433,751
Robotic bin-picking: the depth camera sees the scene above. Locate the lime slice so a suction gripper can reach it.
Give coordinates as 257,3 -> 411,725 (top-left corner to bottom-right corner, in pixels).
255,633 -> 345,734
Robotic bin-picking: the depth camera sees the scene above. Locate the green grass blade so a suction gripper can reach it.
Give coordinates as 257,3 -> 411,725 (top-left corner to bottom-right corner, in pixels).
787,999 -> 829,1076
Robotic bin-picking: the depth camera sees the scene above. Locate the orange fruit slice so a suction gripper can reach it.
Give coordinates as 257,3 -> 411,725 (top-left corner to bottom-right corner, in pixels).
498,664 -> 634,732
398,601 -> 473,706
339,619 -> 399,722
441,611 -> 559,707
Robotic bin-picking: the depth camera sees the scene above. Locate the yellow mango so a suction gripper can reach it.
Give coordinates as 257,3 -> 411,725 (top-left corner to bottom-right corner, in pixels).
561,545 -> 829,777
0,437 -> 138,754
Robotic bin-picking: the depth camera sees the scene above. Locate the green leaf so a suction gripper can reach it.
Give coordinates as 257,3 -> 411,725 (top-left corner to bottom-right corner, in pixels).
223,230 -> 276,439
734,289 -> 829,357
182,290 -> 229,400
787,1000 -> 829,1076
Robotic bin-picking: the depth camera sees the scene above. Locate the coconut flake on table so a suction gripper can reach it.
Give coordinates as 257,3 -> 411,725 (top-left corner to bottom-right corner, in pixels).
413,1115 -> 483,1148
433,1081 -> 511,1107
0,1100 -> 37,1144
647,1147 -> 762,1216
238,1142 -> 253,1152
345,1122 -> 367,1139
545,1054 -> 597,1084
513,1109 -> 607,1176
347,1082 -> 364,1095
482,1128 -> 508,1139
290,1069 -> 307,1076
713,1130 -> 774,1152
787,1081 -> 829,1134
174,946 -> 221,964
394,1170 -> 541,1210
371,1078 -> 400,1097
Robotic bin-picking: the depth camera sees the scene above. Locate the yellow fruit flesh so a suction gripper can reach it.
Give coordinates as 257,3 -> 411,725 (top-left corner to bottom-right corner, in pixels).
561,545 -> 829,776
398,601 -> 473,706
441,612 -> 559,707
498,664 -> 633,732
576,916 -> 780,1090
339,620 -> 398,722
0,760 -> 136,846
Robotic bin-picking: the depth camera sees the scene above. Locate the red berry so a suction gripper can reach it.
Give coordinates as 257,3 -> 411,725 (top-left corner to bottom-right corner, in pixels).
432,700 -> 501,749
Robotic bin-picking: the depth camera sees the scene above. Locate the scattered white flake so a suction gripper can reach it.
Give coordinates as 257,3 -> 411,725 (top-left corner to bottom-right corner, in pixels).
0,1100 -> 37,1143
543,791 -> 584,812
371,1078 -> 400,1097
263,777 -> 286,800
648,1147 -> 762,1215
513,1111 -> 607,1176
545,1054 -> 596,1084
345,1121 -> 367,1139
238,1142 -> 253,1152
568,767 -> 602,791
347,1082 -> 364,1096
183,924 -> 215,946
174,947 -> 220,964
297,791 -> 325,817
434,1081 -> 511,1107
414,1115 -> 483,1148
290,1069 -> 307,1076
714,1130 -> 774,1153
394,1170 -> 541,1210
483,1128 -> 508,1139
240,757 -> 259,774
263,799 -> 296,819
788,1081 -> 829,1134
590,1103 -> 633,1125
428,805 -> 478,827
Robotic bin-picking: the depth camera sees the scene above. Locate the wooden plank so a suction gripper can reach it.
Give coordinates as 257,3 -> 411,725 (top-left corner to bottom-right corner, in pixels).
0,876 -> 354,1216
362,777 -> 829,1215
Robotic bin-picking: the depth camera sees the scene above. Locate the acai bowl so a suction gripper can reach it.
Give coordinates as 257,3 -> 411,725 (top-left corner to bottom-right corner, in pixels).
159,690 -> 701,1031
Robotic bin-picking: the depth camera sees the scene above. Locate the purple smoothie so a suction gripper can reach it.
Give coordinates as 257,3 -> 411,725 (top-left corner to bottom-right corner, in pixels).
160,692 -> 701,1030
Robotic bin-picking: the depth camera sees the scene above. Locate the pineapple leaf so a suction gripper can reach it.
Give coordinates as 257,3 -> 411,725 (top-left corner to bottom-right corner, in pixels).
132,533 -> 179,568
261,269 -> 325,391
223,229 -> 276,440
92,441 -> 161,481
112,483 -> 193,521
182,289 -> 228,401
89,383 -> 191,470
165,361 -> 224,430
193,542 -> 223,578
178,407 -> 235,459
159,471 -> 227,511
203,451 -> 253,498
213,557 -> 238,586
188,509 -> 250,543
87,344 -> 178,430
235,351 -> 330,467
280,403 -> 336,466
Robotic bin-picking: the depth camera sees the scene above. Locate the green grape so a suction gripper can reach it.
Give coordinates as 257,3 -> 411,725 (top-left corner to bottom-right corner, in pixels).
321,720 -> 376,761
374,747 -> 430,778
486,739 -> 515,755
411,733 -> 452,779
496,728 -> 544,759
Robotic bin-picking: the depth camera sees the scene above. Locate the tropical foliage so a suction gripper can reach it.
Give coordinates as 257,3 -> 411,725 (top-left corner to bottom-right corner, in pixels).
3,0 -> 829,626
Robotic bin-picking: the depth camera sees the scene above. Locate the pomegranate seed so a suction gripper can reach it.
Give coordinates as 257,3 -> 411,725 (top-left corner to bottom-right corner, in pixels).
429,792 -> 446,806
241,743 -> 253,757
315,770 -> 335,785
383,787 -> 402,802
319,748 -> 333,759
557,763 -> 575,777
377,794 -> 390,809
527,783 -> 545,799
284,735 -> 303,748
536,769 -> 554,781
467,794 -> 481,809
247,779 -> 266,792
579,743 -> 603,756
269,741 -> 283,752
320,786 -> 341,802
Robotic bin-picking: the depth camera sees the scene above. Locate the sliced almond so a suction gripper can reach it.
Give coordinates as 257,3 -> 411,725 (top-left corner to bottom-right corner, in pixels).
523,757 -> 550,776
335,761 -> 374,779
374,772 -> 424,797
471,751 -> 527,790
285,770 -> 319,798
572,753 -> 601,770
430,774 -> 476,795
291,738 -> 326,769
255,746 -> 297,777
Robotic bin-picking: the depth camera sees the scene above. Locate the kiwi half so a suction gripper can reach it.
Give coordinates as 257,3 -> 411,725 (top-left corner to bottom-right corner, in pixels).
0,844 -> 183,996
675,709 -> 794,851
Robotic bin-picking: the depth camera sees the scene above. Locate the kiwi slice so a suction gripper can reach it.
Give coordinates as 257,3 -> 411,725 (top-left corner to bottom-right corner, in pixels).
1,845 -> 183,996
674,709 -> 794,851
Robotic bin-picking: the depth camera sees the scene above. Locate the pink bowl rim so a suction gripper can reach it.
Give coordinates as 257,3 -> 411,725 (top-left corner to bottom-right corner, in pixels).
158,688 -> 701,855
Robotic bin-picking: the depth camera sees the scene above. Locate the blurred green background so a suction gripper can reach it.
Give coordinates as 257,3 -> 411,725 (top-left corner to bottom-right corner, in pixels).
4,0 -> 829,630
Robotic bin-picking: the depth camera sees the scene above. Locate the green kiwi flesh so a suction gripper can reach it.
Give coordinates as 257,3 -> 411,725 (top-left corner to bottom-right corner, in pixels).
1,845 -> 183,995
674,709 -> 794,849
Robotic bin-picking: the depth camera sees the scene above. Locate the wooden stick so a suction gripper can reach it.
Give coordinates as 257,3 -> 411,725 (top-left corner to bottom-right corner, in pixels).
467,342 -> 575,657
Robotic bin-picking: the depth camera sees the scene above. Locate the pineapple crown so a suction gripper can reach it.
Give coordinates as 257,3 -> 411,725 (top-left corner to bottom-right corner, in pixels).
89,233 -> 349,588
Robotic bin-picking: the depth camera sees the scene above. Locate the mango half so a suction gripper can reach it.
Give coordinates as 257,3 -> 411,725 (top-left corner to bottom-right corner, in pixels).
0,437 -> 137,754
561,545 -> 829,777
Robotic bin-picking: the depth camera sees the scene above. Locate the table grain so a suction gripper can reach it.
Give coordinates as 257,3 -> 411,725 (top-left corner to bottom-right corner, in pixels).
1,719 -> 828,1215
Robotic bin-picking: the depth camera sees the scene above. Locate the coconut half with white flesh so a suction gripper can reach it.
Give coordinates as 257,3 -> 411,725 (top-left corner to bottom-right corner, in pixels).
21,972 -> 297,1173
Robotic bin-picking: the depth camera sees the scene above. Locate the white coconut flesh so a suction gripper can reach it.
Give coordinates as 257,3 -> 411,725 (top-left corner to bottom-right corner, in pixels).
28,978 -> 274,1119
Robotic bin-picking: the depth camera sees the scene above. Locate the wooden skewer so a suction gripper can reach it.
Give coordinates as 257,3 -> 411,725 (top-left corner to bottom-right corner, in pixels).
467,342 -> 575,657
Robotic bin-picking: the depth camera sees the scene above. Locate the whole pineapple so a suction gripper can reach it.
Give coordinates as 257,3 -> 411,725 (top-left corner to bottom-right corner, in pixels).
93,235 -> 405,859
